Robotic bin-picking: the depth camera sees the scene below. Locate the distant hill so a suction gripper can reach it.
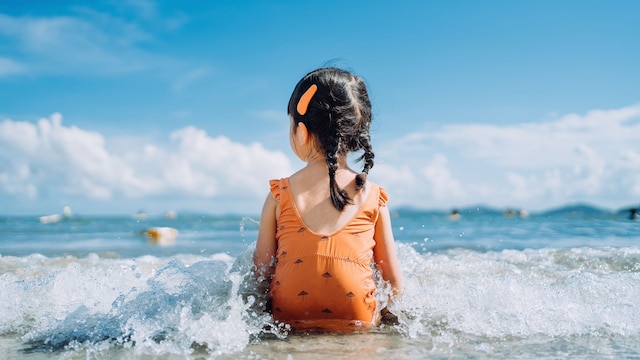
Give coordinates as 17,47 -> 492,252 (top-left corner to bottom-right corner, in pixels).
392,205 -> 515,217
538,203 -> 612,217
392,203 -> 620,218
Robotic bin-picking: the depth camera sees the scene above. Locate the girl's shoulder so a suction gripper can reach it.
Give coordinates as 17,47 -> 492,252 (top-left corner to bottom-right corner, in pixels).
364,180 -> 389,207
268,177 -> 290,202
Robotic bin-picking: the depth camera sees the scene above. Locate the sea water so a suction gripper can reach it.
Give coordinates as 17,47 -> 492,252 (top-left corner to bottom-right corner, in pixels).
1,205 -> 639,359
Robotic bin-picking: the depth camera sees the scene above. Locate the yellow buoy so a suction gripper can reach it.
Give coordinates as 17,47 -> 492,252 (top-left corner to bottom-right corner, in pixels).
145,227 -> 178,246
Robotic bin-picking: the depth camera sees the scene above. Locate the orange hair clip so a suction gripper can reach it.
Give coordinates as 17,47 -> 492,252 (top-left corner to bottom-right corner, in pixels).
296,84 -> 317,116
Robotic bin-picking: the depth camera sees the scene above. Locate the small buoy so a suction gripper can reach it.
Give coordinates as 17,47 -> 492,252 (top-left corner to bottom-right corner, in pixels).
145,227 -> 178,246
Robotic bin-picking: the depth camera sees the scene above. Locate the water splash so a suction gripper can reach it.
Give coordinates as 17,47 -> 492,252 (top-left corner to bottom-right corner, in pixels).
1,252 -> 284,356
393,245 -> 640,343
2,245 -> 640,357
239,216 -> 260,246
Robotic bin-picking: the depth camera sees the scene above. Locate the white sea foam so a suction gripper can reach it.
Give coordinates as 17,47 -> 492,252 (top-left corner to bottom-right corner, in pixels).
1,244 -> 639,358
394,246 -> 640,342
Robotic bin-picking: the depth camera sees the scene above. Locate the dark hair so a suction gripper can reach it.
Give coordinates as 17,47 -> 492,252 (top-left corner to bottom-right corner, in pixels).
287,67 -> 374,211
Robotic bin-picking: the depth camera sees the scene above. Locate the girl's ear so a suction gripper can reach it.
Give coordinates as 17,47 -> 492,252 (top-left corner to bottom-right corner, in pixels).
295,122 -> 310,145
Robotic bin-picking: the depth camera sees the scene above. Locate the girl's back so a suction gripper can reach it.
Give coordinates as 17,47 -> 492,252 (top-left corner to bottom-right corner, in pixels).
287,166 -> 370,234
268,173 -> 387,331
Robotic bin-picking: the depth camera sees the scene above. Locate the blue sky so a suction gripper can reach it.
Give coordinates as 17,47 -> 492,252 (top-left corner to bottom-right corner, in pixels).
1,0 -> 639,216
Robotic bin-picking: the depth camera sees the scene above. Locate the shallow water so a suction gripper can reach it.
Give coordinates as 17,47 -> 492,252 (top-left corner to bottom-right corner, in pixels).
1,205 -> 639,359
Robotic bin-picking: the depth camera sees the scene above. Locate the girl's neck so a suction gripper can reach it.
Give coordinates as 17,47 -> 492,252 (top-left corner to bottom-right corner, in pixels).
304,155 -> 348,171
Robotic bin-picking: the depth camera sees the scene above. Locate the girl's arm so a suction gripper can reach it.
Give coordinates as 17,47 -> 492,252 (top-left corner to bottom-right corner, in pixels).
253,193 -> 278,282
373,205 -> 403,298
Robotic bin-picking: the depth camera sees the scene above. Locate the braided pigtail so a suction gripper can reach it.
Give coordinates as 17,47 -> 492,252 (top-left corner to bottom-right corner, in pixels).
355,138 -> 374,191
325,135 -> 352,211
352,78 -> 374,191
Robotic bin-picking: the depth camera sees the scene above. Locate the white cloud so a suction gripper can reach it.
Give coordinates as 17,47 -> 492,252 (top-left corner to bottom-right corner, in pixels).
172,66 -> 211,92
374,103 -> 640,210
0,114 -> 293,210
2,104 -> 640,214
256,109 -> 287,122
0,113 -> 142,199
420,154 -> 465,201
121,0 -> 158,19
0,57 -> 26,77
0,7 -> 200,80
0,8 -> 213,103
0,12 -> 151,74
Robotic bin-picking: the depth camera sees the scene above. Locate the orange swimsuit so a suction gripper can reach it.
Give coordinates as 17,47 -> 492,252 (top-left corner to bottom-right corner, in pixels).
268,178 -> 389,331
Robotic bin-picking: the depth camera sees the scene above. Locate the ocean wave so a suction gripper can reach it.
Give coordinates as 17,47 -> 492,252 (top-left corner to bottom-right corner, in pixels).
1,244 -> 639,357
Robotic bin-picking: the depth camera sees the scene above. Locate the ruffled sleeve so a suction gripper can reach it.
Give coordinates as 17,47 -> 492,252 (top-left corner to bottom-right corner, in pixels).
378,186 -> 389,207
269,179 -> 282,202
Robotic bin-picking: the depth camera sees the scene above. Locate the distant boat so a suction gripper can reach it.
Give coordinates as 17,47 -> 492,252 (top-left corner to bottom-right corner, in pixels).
39,205 -> 72,224
39,214 -> 62,224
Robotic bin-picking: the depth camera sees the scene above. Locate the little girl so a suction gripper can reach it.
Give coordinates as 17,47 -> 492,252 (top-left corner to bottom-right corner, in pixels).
253,67 -> 403,332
